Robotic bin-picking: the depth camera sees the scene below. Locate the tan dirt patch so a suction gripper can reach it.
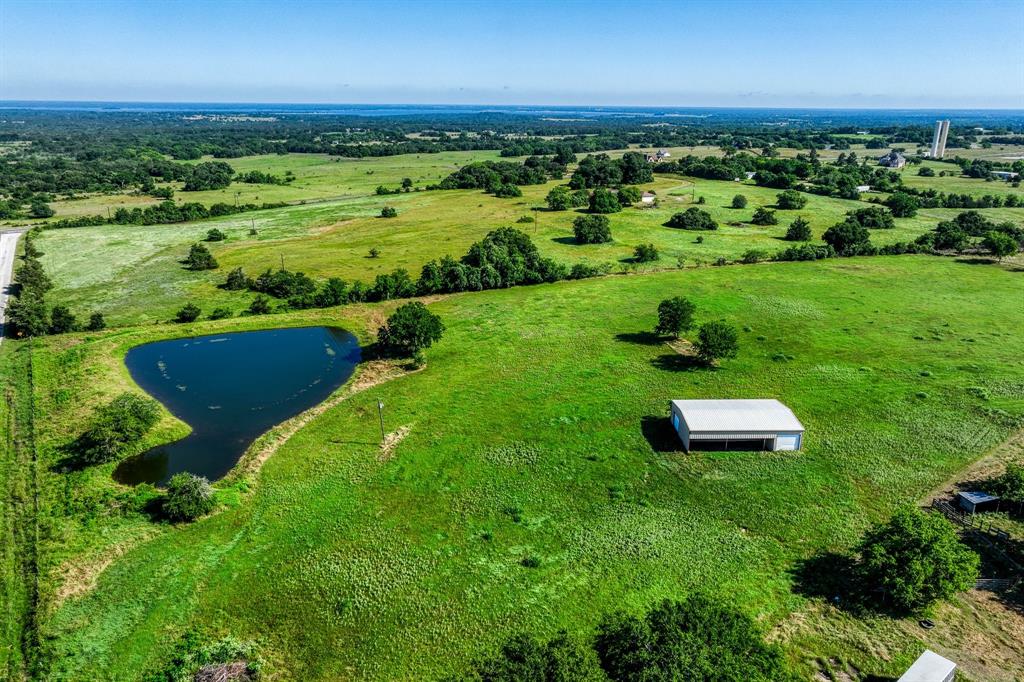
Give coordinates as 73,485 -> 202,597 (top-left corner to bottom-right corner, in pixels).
378,425 -> 412,461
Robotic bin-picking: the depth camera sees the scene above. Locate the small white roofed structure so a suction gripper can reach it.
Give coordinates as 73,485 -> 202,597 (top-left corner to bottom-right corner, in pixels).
669,399 -> 804,451
898,650 -> 956,682
958,490 -> 999,513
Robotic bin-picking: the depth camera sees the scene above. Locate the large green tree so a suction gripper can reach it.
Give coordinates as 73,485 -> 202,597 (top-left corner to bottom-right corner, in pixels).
377,301 -> 445,357
573,215 -> 612,244
857,506 -> 979,613
655,297 -> 696,339
695,321 -> 739,365
594,597 -> 794,681
665,208 -> 717,231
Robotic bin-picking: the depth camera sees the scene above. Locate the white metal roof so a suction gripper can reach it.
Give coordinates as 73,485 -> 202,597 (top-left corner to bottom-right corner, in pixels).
898,650 -> 956,682
671,399 -> 804,433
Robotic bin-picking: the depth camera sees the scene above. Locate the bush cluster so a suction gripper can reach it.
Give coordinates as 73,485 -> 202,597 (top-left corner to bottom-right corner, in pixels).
75,393 -> 160,465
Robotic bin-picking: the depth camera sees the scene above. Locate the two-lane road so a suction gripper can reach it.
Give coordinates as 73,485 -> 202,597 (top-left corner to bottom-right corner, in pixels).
0,229 -> 26,344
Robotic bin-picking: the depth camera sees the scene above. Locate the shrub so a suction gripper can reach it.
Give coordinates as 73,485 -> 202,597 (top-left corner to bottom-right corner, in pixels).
29,200 -> 55,219
751,206 -> 778,225
595,596 -> 793,682
545,186 -> 573,211
493,183 -> 523,198
163,473 -> 215,521
633,243 -> 658,263
856,506 -> 979,613
918,166 -> 935,177
846,206 -> 895,229
175,303 -> 201,323
49,305 -> 78,334
248,295 -> 272,315
776,189 -> 807,210
464,631 -> 602,682
982,230 -> 1018,260
785,216 -> 812,241
665,207 -> 717,231
205,228 -> 227,242
695,321 -> 739,364
86,312 -> 106,331
731,194 -> 747,209
223,267 -> 248,290
886,191 -> 920,218
369,247 -> 381,258
655,297 -> 696,338
75,393 -> 160,465
573,215 -> 612,244
377,301 -> 444,357
184,243 -> 218,270
380,206 -> 398,218
822,220 -> 872,256
617,185 -> 642,206
741,249 -> 768,264
589,188 -> 621,214
208,307 -> 232,320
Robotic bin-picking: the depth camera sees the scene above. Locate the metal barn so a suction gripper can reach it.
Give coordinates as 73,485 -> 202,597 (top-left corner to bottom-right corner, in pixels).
670,399 -> 804,452
898,650 -> 956,682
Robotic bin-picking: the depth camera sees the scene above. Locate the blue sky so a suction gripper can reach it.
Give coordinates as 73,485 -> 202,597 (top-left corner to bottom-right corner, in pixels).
2,0 -> 1022,107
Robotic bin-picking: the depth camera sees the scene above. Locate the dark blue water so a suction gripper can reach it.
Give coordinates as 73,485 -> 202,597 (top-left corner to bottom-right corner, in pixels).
3,101 -> 1022,125
114,326 -> 360,486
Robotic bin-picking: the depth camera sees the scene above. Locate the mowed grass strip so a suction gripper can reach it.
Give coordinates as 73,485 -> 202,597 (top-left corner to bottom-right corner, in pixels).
34,256 -> 1024,680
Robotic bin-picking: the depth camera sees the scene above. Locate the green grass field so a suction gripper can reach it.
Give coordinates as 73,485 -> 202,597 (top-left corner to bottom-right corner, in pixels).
12,256 -> 1024,680
36,148 -> 1020,327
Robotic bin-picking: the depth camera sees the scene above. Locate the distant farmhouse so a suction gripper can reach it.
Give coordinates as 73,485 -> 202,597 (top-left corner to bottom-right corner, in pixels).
644,149 -> 671,163
641,191 -> 657,205
992,170 -> 1019,181
878,150 -> 907,169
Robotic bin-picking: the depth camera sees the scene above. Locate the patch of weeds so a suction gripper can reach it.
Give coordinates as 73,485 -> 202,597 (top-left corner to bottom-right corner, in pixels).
966,386 -> 989,401
607,484 -> 625,501
520,555 -> 542,568
916,392 -> 929,399
756,335 -> 767,341
503,505 -> 524,523
482,441 -> 541,467
771,352 -> 795,362
742,325 -> 753,332
919,370 -> 932,377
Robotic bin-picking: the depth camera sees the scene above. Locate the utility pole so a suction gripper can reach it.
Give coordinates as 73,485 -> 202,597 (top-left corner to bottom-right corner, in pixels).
377,399 -> 386,443
280,253 -> 285,270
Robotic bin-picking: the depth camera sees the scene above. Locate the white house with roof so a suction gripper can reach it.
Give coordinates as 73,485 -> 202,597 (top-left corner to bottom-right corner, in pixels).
641,191 -> 657,205
878,151 -> 907,168
669,399 -> 804,452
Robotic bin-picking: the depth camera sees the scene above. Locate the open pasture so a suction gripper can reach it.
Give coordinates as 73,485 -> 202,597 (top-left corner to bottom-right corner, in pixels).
35,156 -> 996,326
23,256 -> 1024,680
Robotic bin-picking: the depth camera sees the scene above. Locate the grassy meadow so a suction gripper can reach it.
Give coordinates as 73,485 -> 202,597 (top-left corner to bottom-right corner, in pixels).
35,147 -> 1020,326
10,256 -> 1024,680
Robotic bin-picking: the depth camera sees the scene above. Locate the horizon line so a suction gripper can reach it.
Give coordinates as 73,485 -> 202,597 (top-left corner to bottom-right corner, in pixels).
2,99 -> 1024,113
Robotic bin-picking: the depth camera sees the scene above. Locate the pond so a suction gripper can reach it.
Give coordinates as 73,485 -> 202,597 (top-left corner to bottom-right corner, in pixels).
114,326 -> 361,486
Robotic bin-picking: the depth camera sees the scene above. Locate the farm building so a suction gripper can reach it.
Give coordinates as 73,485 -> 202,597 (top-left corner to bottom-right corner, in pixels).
856,184 -> 871,193
897,649 -> 956,682
992,170 -> 1019,180
641,191 -> 657,204
957,490 -> 999,513
669,399 -> 804,452
878,150 -> 907,168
